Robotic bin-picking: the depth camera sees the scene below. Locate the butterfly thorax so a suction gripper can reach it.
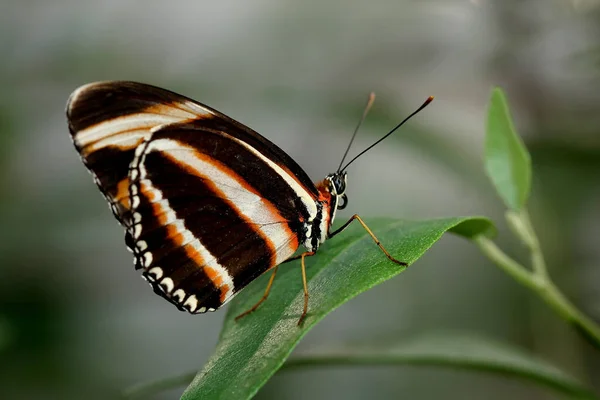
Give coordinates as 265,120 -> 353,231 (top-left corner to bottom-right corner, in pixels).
302,172 -> 348,252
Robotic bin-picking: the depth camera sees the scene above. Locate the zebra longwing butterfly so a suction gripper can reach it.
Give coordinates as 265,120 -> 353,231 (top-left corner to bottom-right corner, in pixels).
66,81 -> 432,324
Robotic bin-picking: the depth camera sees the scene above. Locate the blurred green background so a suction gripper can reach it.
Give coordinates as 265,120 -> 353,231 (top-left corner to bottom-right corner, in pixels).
1,1 -> 599,399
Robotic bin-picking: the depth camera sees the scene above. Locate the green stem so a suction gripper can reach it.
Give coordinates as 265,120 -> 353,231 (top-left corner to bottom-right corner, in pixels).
506,210 -> 549,280
538,281 -> 600,350
472,235 -> 541,291
473,235 -> 600,350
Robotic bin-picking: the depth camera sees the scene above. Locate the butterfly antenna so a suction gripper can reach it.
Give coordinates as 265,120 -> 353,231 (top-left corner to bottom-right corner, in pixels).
340,96 -> 434,172
336,92 -> 376,172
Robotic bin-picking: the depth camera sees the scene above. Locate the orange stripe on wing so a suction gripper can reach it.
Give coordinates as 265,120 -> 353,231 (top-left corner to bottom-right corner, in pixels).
141,182 -> 234,305
145,102 -> 210,120
183,241 -> 231,304
114,178 -> 131,210
204,267 -> 231,304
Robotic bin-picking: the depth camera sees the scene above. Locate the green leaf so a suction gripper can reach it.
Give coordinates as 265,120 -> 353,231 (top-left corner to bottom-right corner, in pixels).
485,87 -> 532,211
181,217 -> 494,400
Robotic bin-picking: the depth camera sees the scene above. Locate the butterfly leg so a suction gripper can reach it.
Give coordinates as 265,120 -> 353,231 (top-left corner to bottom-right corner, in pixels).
329,214 -> 407,266
235,265 -> 279,321
298,251 -> 315,326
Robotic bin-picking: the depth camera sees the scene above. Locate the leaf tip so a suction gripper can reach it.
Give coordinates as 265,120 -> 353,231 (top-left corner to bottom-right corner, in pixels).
484,86 -> 532,211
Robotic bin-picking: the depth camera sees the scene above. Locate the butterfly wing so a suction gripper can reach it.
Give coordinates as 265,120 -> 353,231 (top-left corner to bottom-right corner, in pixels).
67,81 -> 321,313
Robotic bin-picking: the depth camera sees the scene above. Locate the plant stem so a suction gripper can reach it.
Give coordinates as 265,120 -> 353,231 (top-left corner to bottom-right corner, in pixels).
472,235 -> 542,291
506,210 -> 549,280
537,281 -> 600,350
473,224 -> 600,350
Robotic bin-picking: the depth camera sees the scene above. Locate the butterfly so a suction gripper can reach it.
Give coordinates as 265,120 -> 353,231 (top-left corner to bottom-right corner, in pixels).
66,81 -> 432,324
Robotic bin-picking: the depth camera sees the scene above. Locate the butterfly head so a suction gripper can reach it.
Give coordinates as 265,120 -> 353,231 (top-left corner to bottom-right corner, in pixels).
326,171 -> 348,210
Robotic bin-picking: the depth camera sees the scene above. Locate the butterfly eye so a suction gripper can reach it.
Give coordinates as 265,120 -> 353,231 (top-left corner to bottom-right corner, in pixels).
338,194 -> 348,210
333,176 -> 346,195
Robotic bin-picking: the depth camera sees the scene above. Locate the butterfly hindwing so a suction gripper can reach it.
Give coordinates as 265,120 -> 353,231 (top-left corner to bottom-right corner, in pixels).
126,121 -> 319,312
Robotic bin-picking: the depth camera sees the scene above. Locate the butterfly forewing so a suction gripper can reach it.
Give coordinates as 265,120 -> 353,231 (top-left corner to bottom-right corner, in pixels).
66,81 -> 215,226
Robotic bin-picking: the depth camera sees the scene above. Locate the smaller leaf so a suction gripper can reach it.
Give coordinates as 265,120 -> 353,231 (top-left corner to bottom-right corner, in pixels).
485,88 -> 532,211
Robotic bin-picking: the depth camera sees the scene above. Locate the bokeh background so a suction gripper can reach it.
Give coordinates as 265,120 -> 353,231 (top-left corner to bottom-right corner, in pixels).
1,0 -> 600,399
